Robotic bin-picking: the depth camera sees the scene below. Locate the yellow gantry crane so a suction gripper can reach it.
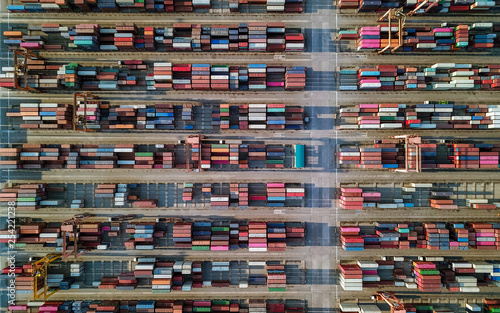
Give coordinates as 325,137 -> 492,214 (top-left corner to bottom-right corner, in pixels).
377,7 -> 406,54
31,253 -> 61,300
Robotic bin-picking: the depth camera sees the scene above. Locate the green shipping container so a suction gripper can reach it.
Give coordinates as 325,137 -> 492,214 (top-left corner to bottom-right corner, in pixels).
212,300 -> 230,305
268,287 -> 286,292
267,160 -> 284,164
192,246 -> 210,251
135,152 -> 153,157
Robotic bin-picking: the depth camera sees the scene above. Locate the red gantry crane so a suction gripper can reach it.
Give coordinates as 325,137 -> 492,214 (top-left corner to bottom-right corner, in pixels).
372,292 -> 406,313
61,213 -> 93,258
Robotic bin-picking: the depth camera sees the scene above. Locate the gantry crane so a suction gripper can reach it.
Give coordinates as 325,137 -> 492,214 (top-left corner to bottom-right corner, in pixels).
392,135 -> 422,173
13,48 -> 40,92
407,0 -> 439,16
372,292 -> 406,313
73,92 -> 98,132
31,253 -> 61,300
377,7 -> 406,54
186,135 -> 204,172
61,213 -> 93,258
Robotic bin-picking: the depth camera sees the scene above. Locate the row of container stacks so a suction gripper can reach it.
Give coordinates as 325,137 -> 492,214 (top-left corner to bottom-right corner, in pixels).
0,142 -> 299,170
173,221 -> 305,251
10,221 -> 112,251
213,104 -> 304,130
340,257 -> 500,292
339,23 -> 499,52
183,183 -> 304,209
125,222 -> 164,250
0,144 -> 177,169
339,184 -> 500,210
338,63 -> 500,91
339,302 -> 500,313
0,183 -> 56,211
0,182 -> 303,210
339,101 -> 500,130
132,258 -> 289,291
0,60 -> 307,91
6,101 -> 304,131
6,219 -> 305,251
3,23 -> 305,52
187,141 -> 296,170
7,0 -> 304,12
339,303 -> 417,313
337,0 -> 495,12
339,140 -> 500,169
8,299 -> 306,313
340,221 -> 500,251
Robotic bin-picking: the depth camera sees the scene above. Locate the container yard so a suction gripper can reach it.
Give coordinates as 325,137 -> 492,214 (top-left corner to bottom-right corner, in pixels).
1,0 -> 500,312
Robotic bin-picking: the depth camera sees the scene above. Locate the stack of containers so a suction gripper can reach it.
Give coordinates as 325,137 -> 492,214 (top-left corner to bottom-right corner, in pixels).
267,183 -> 286,207
248,64 -> 267,90
449,223 -> 469,250
114,23 -> 137,51
339,147 -> 361,165
267,222 -> 286,251
285,66 -> 306,90
248,222 -> 267,251
424,222 -> 449,250
358,67 -> 381,90
128,223 -> 158,250
230,66 -> 240,89
267,67 -> 286,90
470,222 -> 497,250
340,226 -> 363,251
266,145 -> 285,169
192,221 -> 211,251
466,198 -> 497,209
266,262 -> 286,291
173,222 -> 193,248
117,273 -> 137,290
70,263 -> 84,277
153,62 -> 173,90
76,223 -> 101,251
210,223 -> 229,250
211,25 -> 230,51
248,104 -> 267,129
485,300 -> 500,313
73,24 -> 100,52
339,187 -> 364,210
357,260 -> 380,286
239,223 -> 249,249
248,23 -> 267,52
152,262 -> 173,293
339,264 -> 363,291
211,65 -> 230,90
285,32 -> 304,52
211,195 -> 230,210
430,195 -> 457,209
144,27 -> 156,51
455,25 -> 469,48
182,183 -> 193,201
413,261 -> 441,292
230,222 -> 241,249
357,27 -> 380,50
